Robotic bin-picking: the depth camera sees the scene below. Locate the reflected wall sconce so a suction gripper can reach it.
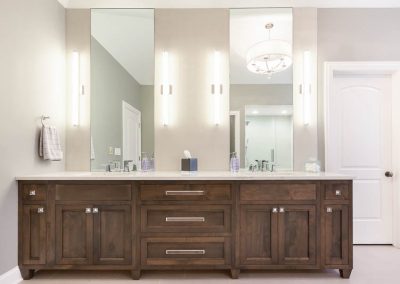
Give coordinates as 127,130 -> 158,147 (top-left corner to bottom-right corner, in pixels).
301,50 -> 311,126
71,51 -> 80,127
212,51 -> 222,125
161,51 -> 171,126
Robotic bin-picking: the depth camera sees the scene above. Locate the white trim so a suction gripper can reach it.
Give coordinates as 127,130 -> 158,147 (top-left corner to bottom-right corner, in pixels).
324,61 -> 400,248
122,101 -> 142,169
229,111 -> 241,160
0,267 -> 22,284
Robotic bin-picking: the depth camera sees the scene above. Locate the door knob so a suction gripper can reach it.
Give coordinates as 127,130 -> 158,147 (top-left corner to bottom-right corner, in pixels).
385,171 -> 393,177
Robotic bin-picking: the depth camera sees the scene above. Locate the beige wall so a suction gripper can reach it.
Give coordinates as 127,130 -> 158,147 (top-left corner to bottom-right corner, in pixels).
230,84 -> 293,167
66,9 -> 91,171
292,8 -> 318,170
317,8 -> 400,168
0,0 -> 66,274
154,9 -> 230,170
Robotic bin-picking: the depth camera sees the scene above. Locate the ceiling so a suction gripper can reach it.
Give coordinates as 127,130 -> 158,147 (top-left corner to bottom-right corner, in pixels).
58,0 -> 400,8
91,9 -> 154,85
230,8 -> 292,85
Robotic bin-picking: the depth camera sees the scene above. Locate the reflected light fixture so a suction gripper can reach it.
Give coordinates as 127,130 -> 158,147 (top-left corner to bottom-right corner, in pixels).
161,51 -> 171,126
302,51 -> 311,126
212,51 -> 222,125
71,51 -> 80,127
246,23 -> 292,79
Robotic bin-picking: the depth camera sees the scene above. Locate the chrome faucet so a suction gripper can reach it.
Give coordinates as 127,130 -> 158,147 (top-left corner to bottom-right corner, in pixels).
261,160 -> 269,172
123,160 -> 133,172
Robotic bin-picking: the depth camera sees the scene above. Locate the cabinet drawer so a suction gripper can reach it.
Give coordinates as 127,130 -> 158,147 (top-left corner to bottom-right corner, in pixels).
141,205 -> 231,233
141,237 -> 230,267
240,183 -> 317,201
324,183 -> 349,201
55,184 -> 131,201
140,184 -> 231,201
23,184 -> 47,201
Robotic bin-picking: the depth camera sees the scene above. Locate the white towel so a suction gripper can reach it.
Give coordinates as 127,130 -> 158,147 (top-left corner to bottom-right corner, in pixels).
39,126 -> 63,161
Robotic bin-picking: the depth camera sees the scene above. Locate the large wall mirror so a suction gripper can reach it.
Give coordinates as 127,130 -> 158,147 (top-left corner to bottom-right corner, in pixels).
230,8 -> 293,171
90,9 -> 154,171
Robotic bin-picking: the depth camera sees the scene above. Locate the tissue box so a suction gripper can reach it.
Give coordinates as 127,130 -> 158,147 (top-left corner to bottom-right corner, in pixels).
181,158 -> 198,172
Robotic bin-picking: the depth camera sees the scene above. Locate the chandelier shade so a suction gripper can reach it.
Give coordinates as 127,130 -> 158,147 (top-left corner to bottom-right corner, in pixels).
246,23 -> 292,77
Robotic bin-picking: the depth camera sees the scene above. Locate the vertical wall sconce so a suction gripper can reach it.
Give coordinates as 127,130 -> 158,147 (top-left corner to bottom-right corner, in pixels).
212,51 -> 222,125
302,50 -> 311,126
71,51 -> 80,127
161,51 -> 171,126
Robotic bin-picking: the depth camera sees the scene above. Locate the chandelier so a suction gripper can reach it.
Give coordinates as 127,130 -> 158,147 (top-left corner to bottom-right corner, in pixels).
246,23 -> 292,78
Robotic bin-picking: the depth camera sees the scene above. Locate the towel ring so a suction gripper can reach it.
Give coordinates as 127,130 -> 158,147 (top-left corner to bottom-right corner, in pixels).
41,115 -> 50,127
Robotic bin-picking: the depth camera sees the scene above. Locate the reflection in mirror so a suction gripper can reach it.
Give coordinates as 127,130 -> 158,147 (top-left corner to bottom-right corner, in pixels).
230,8 -> 293,171
90,9 -> 154,171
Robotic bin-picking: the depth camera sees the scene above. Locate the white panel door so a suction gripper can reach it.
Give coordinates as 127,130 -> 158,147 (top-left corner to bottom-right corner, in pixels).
122,101 -> 141,169
326,74 -> 393,244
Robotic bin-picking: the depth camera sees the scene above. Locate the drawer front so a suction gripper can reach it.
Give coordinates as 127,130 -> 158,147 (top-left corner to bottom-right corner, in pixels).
141,237 -> 230,266
324,183 -> 349,201
141,205 -> 231,233
55,184 -> 131,201
23,184 -> 47,201
140,184 -> 231,201
240,183 -> 317,201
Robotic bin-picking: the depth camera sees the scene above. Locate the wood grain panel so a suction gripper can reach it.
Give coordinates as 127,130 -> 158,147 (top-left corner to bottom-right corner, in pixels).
240,183 -> 317,201
55,184 -> 131,201
22,205 -> 46,264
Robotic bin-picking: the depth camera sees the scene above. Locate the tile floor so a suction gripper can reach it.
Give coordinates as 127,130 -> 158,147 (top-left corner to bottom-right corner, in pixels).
19,246 -> 400,284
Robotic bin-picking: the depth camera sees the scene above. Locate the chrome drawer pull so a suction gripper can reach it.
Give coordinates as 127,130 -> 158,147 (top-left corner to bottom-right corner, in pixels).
37,208 -> 44,214
165,217 -> 205,222
165,190 -> 205,196
327,207 -> 333,213
335,190 -> 342,196
29,190 -> 36,196
165,249 -> 205,255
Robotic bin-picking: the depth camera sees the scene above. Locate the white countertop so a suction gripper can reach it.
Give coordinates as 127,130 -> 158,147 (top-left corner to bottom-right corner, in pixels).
16,171 -> 353,181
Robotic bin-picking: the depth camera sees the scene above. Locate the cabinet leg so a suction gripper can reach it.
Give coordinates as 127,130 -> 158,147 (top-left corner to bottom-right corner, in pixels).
19,267 -> 34,280
131,269 -> 141,280
230,269 -> 240,279
339,269 -> 352,279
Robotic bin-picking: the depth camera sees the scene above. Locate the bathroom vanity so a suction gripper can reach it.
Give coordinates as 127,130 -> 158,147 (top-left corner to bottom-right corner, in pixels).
17,172 -> 353,280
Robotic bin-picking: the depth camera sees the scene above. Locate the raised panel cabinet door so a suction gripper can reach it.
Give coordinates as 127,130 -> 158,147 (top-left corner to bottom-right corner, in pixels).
278,205 -> 317,265
93,205 -> 132,265
22,205 -> 47,265
55,205 -> 93,265
324,205 -> 350,265
239,205 -> 278,266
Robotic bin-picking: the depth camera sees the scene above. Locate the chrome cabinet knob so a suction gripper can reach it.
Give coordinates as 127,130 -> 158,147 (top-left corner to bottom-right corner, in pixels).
92,208 -> 99,214
279,208 -> 285,213
272,208 -> 278,213
29,190 -> 36,196
327,207 -> 333,213
385,171 -> 393,177
37,207 -> 44,214
335,190 -> 341,196
85,208 -> 92,214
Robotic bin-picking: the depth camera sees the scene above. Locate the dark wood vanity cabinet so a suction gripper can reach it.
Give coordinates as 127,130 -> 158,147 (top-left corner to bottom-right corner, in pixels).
18,180 -> 352,280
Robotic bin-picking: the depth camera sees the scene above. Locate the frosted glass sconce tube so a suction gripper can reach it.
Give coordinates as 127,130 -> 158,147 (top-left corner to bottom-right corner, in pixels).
212,51 -> 222,125
71,51 -> 80,127
161,51 -> 171,126
302,51 -> 311,126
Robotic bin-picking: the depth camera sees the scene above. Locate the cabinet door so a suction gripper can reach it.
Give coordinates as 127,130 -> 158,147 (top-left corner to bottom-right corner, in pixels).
324,205 -> 349,265
22,205 -> 47,265
93,205 -> 132,265
55,205 -> 93,265
239,205 -> 278,266
278,205 -> 317,265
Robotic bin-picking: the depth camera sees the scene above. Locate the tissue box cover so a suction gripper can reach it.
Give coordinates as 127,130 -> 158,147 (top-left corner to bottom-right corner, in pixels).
181,158 -> 198,172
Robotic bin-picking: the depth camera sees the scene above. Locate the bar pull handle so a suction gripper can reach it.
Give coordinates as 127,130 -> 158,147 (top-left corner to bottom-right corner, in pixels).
165,250 -> 205,255
165,190 -> 205,196
165,217 -> 205,222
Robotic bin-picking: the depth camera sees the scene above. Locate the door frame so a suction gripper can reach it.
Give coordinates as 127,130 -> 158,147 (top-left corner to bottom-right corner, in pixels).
324,61 -> 400,247
122,100 -> 141,167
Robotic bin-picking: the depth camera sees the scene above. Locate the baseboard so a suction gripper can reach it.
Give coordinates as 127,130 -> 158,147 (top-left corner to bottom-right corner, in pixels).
0,266 -> 22,284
